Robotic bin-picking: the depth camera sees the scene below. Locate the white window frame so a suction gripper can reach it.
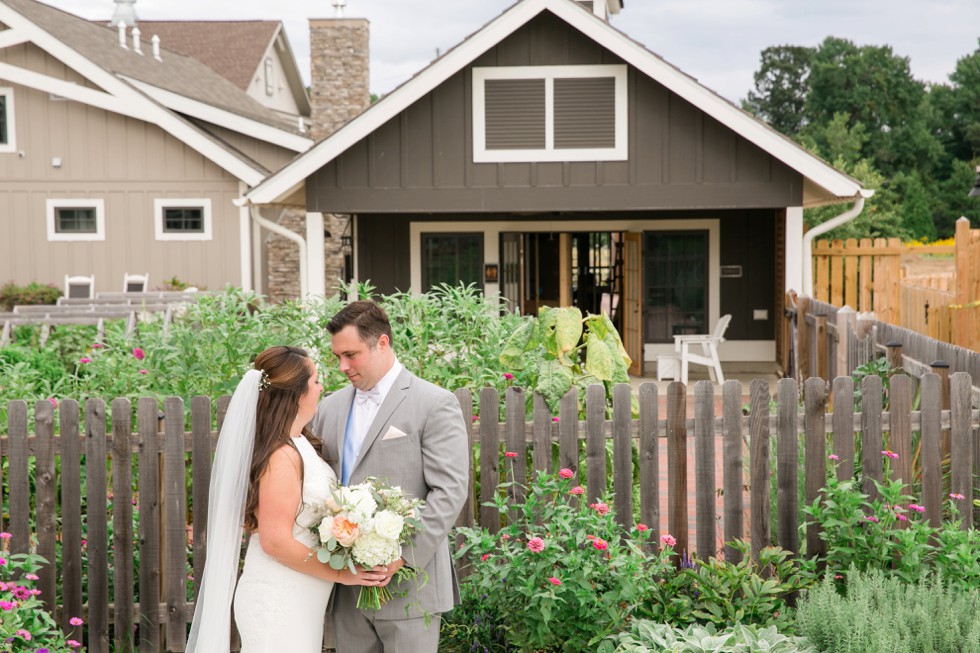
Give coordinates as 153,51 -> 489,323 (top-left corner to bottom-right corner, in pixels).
46,199 -> 105,242
472,64 -> 628,163
154,198 -> 212,241
0,87 -> 15,153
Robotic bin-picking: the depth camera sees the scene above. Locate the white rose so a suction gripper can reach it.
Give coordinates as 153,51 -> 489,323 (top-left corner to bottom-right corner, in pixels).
373,510 -> 405,540
345,488 -> 378,518
317,515 -> 335,544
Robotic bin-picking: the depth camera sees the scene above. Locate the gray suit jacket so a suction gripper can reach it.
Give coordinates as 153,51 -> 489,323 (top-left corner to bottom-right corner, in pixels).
311,367 -> 469,619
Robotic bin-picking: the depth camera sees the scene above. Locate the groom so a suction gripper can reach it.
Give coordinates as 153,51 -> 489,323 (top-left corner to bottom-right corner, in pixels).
313,300 -> 469,652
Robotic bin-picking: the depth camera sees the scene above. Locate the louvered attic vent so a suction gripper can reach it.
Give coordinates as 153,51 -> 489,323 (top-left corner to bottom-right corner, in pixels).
473,64 -> 627,163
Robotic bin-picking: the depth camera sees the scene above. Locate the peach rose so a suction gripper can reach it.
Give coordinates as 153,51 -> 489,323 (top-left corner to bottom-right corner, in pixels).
331,515 -> 360,548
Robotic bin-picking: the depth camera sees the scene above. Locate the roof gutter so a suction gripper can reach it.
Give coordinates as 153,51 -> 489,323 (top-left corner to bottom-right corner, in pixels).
801,189 -> 875,296
248,205 -> 308,298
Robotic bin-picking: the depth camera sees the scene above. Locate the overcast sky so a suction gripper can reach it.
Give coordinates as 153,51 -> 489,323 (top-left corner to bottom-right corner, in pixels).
40,0 -> 980,104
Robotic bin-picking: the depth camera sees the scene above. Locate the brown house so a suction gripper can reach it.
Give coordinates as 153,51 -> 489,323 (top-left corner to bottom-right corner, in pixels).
0,0 -> 368,301
242,0 -> 870,371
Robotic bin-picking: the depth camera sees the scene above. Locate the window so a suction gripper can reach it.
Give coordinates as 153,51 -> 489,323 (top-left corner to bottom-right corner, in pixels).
46,199 -> 105,242
473,65 -> 627,163
643,231 -> 708,343
154,199 -> 212,241
0,88 -> 14,153
421,233 -> 484,292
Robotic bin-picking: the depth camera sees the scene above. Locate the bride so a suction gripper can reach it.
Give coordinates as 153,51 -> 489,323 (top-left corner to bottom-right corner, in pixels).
186,346 -> 390,653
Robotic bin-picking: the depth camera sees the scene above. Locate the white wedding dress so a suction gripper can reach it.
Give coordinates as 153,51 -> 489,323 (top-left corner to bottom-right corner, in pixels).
233,436 -> 337,652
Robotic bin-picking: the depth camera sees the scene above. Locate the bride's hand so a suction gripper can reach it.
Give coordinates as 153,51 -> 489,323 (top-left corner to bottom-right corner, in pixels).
336,564 -> 391,587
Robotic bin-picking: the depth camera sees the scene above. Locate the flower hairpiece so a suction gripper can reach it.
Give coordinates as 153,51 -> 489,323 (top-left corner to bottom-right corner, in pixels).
258,370 -> 271,392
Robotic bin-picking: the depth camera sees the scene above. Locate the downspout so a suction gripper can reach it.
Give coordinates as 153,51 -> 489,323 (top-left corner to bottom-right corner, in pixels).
248,205 -> 309,299
801,190 -> 874,296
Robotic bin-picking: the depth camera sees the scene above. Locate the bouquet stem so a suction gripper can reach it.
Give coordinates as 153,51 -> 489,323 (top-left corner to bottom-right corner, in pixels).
355,566 -> 419,611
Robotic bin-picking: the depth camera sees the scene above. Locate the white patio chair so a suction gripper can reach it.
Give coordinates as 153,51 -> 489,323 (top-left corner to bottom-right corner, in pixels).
673,314 -> 731,385
123,272 -> 149,293
64,274 -> 95,300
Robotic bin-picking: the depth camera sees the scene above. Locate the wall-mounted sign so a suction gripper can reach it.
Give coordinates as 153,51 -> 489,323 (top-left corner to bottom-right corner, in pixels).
484,263 -> 499,284
720,265 -> 743,278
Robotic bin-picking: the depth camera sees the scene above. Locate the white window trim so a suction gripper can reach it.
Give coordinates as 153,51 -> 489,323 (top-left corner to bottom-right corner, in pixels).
472,64 -> 628,163
0,87 -> 15,153
154,198 -> 212,241
46,199 -> 105,242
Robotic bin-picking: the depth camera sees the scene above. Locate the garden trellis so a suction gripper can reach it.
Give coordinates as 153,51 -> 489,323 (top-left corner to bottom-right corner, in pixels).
2,375 -> 979,653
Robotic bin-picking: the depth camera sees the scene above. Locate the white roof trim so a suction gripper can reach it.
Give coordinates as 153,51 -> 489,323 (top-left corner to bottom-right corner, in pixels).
245,0 -> 864,206
124,77 -> 313,153
0,28 -> 31,49
0,61 -> 144,119
0,3 -> 267,186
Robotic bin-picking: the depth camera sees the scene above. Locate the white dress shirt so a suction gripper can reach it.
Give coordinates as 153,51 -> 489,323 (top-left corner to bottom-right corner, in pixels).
348,360 -> 403,462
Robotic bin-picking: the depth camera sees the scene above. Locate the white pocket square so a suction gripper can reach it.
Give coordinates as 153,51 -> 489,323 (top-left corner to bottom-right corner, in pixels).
381,426 -> 409,441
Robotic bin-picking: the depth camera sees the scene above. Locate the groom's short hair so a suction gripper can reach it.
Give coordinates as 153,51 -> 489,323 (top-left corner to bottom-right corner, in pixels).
327,300 -> 393,346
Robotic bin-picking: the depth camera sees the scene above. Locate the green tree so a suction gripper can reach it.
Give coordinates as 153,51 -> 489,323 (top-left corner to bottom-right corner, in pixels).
743,45 -> 813,135
947,40 -> 980,160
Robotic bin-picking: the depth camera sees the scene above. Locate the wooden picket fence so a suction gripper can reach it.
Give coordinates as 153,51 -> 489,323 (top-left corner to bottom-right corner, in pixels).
2,378 -> 979,653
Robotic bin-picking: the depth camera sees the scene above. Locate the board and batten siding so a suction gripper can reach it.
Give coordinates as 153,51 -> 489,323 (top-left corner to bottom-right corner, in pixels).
0,42 -> 277,292
307,12 -> 804,214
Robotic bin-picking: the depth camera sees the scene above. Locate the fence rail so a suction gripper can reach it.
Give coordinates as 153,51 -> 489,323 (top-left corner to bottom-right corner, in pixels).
3,378 -> 979,652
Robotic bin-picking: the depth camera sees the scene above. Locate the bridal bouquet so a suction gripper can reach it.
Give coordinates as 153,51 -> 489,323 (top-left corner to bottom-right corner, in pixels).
312,478 -> 425,610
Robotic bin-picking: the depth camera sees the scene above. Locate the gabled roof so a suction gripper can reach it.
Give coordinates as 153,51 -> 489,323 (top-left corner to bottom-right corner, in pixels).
136,20 -> 311,117
244,0 -> 868,208
0,0 -> 312,184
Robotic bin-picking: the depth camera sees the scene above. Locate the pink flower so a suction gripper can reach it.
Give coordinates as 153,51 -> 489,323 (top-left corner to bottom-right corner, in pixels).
527,537 -> 545,553
828,454 -> 840,461
552,416 -> 559,422
0,557 -> 6,566
501,534 -> 510,540
25,573 -> 38,581
881,449 -> 899,459
908,503 -> 925,513
48,397 -> 58,408
660,534 -> 676,547
67,641 -> 82,649
132,347 -> 146,360
865,515 -> 880,523
79,357 -> 92,364
637,524 -> 649,532
0,532 -> 10,540
0,601 -> 15,611
29,589 -> 41,596
589,502 -> 610,515
15,629 -> 31,641
950,493 -> 965,500
480,554 -> 490,562
896,514 -> 908,522
504,451 -> 518,458
471,415 -> 478,422
548,576 -> 561,586
592,538 -> 608,551
502,373 -> 514,381
138,369 -> 148,375
69,617 -> 84,626
558,468 -> 574,479
568,486 -> 584,495
91,343 -> 104,349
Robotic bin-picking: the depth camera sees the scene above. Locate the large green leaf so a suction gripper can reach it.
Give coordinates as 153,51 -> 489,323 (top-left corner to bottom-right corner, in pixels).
536,359 -> 573,411
585,332 -> 615,381
499,319 -> 534,369
554,307 -> 584,365
534,306 -> 560,358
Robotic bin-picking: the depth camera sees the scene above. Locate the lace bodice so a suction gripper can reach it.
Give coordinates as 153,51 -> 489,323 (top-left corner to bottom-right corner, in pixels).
291,436 -> 336,547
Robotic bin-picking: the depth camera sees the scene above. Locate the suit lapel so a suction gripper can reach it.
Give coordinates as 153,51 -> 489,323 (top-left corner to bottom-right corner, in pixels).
349,368 -> 412,480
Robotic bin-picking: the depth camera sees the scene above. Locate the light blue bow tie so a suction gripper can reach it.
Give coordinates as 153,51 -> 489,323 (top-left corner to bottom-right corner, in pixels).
355,387 -> 382,407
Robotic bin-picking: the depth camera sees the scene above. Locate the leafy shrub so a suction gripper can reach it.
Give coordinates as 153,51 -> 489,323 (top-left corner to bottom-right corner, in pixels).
0,543 -> 86,652
598,622 -> 817,653
0,282 -> 60,311
796,568 -> 980,653
452,466 -> 673,652
802,467 -> 980,590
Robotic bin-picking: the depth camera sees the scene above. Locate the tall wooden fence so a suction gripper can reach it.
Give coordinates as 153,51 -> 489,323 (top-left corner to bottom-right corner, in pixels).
3,379 -> 979,652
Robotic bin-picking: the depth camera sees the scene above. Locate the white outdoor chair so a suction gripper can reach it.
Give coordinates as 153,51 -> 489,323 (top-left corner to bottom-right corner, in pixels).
673,314 -> 731,385
123,272 -> 149,293
64,274 -> 95,300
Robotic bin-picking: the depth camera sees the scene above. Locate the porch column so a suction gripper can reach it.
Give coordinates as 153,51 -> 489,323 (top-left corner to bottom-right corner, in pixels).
785,206 -> 803,294
238,185 -> 252,292
306,212 -> 326,298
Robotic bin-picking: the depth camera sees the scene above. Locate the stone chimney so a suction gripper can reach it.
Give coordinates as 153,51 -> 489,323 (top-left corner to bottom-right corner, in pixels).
309,17 -> 370,140
108,0 -> 138,28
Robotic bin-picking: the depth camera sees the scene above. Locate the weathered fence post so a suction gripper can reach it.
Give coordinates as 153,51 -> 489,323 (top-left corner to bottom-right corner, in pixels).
638,383 -> 660,549
920,374 -> 943,528
612,384 -> 633,530
776,379 -> 799,556
814,314 -> 828,380
722,380 -> 744,564
505,387 -> 527,505
930,360 -> 951,478
667,382 -> 688,560
61,400 -> 83,629
111,398 -> 135,653
860,375 -> 884,502
885,341 -> 904,371
832,376 -> 855,481
694,381 -> 715,559
798,295 -> 811,381
803,377 -> 827,563
949,372 -> 974,529
137,398 -> 162,653
748,380 -> 770,564
585,385 -> 607,506
836,306 -> 856,377
478,388 -> 500,534
889,375 -> 913,501
86,399 -> 109,653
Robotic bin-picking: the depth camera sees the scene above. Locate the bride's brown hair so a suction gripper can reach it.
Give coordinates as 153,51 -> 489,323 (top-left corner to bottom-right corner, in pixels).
243,346 -> 323,533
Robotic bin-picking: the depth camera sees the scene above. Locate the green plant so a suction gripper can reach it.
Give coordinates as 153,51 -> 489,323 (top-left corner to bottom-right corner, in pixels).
642,540 -> 813,632
796,569 -> 980,653
801,461 -> 980,590
499,306 -> 632,414
0,543 -> 87,652
0,282 -> 60,311
452,465 -> 673,652
598,622 -> 817,653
